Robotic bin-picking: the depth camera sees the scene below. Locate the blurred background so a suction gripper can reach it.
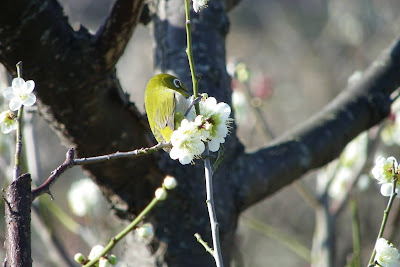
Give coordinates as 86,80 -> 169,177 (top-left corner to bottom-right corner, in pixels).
2,0 -> 400,266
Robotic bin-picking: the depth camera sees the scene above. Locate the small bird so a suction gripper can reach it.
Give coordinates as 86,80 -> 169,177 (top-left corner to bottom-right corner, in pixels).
145,74 -> 191,146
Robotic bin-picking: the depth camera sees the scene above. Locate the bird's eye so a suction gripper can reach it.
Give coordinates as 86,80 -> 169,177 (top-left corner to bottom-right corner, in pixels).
173,79 -> 181,88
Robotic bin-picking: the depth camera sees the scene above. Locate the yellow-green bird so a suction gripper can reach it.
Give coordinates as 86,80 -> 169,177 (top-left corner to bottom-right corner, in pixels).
145,74 -> 191,145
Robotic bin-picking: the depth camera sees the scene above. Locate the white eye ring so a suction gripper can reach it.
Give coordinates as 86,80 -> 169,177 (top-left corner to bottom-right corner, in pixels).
173,79 -> 181,88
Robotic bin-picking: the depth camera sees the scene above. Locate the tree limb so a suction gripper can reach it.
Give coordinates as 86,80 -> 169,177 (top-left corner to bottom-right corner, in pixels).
234,37 -> 400,211
94,0 -> 145,70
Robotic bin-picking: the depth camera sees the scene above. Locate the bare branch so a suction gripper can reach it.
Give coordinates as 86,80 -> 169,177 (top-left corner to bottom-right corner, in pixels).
31,143 -> 169,201
235,36 -> 400,211
94,0 -> 145,69
31,149 -> 75,201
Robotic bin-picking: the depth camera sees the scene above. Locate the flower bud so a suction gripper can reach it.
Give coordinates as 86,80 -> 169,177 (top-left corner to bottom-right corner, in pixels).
108,255 -> 118,265
74,253 -> 86,264
164,176 -> 177,190
88,245 -> 105,260
155,188 -> 167,200
137,224 -> 153,238
99,257 -> 112,267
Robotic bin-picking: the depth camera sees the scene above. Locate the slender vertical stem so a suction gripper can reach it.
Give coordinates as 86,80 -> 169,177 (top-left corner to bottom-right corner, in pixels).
204,144 -> 224,267
368,176 -> 398,265
183,1 -> 224,265
13,61 -> 24,181
184,0 -> 200,115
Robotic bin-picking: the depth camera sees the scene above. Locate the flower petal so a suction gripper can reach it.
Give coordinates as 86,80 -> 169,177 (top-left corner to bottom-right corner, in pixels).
24,80 -> 35,93
3,87 -> 15,100
169,147 -> 180,160
179,156 -> 191,165
208,139 -> 220,152
12,77 -> 25,88
9,100 -> 22,111
22,93 -> 36,106
381,183 -> 394,197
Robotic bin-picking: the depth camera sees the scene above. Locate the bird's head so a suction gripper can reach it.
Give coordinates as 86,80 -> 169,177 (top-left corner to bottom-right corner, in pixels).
158,74 -> 191,98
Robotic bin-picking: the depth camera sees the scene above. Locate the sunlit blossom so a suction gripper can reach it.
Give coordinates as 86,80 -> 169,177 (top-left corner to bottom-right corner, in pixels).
375,238 -> 400,267
170,119 -> 207,164
0,110 -> 17,134
199,96 -> 233,152
3,77 -> 36,111
193,0 -> 208,13
371,156 -> 400,197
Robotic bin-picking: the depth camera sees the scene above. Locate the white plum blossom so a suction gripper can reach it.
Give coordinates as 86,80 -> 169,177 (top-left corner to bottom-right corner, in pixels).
381,98 -> 400,146
193,0 -> 208,13
67,178 -> 102,216
199,96 -> 232,152
169,95 -> 233,165
0,110 -> 18,134
371,156 -> 400,197
170,119 -> 208,164
3,78 -> 36,111
375,238 -> 400,267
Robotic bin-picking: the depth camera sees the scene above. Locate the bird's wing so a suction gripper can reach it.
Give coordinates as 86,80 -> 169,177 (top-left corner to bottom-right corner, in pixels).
153,90 -> 175,142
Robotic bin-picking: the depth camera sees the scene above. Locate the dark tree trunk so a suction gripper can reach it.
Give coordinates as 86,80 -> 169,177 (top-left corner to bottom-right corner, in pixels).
4,174 -> 32,267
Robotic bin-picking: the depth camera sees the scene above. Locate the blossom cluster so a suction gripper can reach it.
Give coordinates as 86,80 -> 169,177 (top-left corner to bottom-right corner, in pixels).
374,238 -> 400,267
0,77 -> 36,134
192,0 -> 209,13
371,156 -> 400,197
74,245 -> 118,266
170,95 -> 232,165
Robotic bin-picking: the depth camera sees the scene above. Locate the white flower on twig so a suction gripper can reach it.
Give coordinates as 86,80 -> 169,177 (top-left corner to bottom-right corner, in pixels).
3,77 -> 36,111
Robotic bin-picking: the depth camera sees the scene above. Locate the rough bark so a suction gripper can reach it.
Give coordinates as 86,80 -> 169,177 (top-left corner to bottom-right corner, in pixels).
4,174 -> 32,267
0,0 -> 399,266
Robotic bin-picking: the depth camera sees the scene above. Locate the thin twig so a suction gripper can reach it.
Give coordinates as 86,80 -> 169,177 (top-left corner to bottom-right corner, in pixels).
13,61 -> 23,181
204,144 -> 224,267
73,142 -> 170,165
31,148 -> 75,201
368,174 -> 398,265
31,143 -> 169,201
83,198 -> 159,267
194,233 -> 214,256
184,0 -> 200,114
